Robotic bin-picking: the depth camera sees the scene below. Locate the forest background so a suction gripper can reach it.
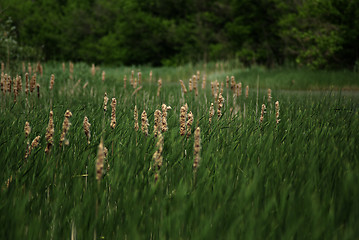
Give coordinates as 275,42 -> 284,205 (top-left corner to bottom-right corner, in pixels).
0,0 -> 359,70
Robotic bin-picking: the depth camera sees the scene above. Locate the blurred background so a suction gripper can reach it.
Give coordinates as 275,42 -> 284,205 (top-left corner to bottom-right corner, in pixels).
0,0 -> 358,69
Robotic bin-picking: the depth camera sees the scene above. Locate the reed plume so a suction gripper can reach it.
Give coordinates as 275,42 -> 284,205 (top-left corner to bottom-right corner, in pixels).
180,105 -> 187,136
96,138 -> 104,182
102,71 -> 105,83
189,77 -> 193,92
50,74 -> 55,90
103,92 -> 109,112
186,111 -> 194,138
133,77 -> 137,89
231,76 -> 235,91
179,80 -> 187,94
149,70 -> 152,83
260,104 -> 266,124
152,132 -> 163,182
226,76 -> 229,88
59,110 -> 72,147
161,104 -> 171,132
69,62 -> 74,79
138,72 -> 142,85
131,86 -> 142,97
1,62 -> 4,73
22,62 -> 25,73
83,116 -> 91,144
131,70 -> 134,87
141,110 -> 149,136
24,121 -> 31,138
30,74 -> 36,93
25,73 -> 29,95
28,63 -> 32,76
157,79 -> 162,97
209,103 -> 214,124
13,78 -> 18,102
134,105 -> 139,131
202,74 -> 206,89
238,82 -> 242,96
275,101 -> 280,124
153,109 -> 162,137
45,110 -> 54,153
110,98 -> 117,129
193,127 -> 201,171
193,75 -> 198,96
91,64 -> 95,76
267,88 -> 272,103
217,93 -> 224,118
25,136 -> 41,160
245,85 -> 249,98
17,75 -> 22,93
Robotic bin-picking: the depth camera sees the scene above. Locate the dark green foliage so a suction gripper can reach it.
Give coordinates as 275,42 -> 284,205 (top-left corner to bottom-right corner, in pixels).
1,0 -> 358,68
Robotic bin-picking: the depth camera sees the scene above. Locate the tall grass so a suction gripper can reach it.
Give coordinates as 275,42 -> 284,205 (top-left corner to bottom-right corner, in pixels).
0,62 -> 358,239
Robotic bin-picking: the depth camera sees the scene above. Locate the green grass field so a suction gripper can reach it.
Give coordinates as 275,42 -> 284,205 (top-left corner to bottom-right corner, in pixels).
1,62 -> 359,239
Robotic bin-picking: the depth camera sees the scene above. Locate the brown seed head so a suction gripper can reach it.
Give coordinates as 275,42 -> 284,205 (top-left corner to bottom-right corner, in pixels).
50,74 -> 55,90
45,111 -> 55,153
209,103 -> 214,124
134,105 -> 139,131
59,110 -> 72,147
153,109 -> 162,137
186,111 -> 194,138
96,139 -> 105,181
141,110 -> 149,136
24,121 -> 31,138
275,101 -> 280,124
180,106 -> 187,136
179,80 -> 187,94
193,127 -> 201,171
103,92 -> 109,112
110,98 -> 117,129
217,93 -> 224,118
83,116 -> 91,144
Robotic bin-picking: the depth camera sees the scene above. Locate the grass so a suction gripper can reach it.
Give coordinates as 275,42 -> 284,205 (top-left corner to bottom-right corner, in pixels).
0,61 -> 359,239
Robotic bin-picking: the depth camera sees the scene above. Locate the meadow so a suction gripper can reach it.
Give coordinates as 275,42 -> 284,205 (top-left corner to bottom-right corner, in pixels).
1,61 -> 359,239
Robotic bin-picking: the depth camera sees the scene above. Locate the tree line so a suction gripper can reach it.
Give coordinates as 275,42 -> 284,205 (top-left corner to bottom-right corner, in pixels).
1,0 -> 358,69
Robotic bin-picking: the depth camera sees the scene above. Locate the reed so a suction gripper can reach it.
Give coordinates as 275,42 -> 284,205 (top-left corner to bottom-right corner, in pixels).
83,116 -> 91,144
59,110 -> 72,147
193,127 -> 201,172
134,106 -> 139,131
186,111 -> 194,138
157,79 -> 162,97
141,110 -> 149,136
153,109 -> 162,137
179,80 -> 187,94
275,101 -> 280,124
110,98 -> 117,129
180,105 -> 187,136
45,111 -> 54,153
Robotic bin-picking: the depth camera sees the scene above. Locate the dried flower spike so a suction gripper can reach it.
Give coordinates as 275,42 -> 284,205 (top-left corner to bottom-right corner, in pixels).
260,104 -> 266,124
45,111 -> 55,153
193,127 -> 201,171
134,105 -> 139,131
186,111 -> 194,138
83,116 -> 91,144
180,106 -> 187,136
153,109 -> 162,137
103,92 -> 109,112
110,98 -> 117,129
275,101 -> 280,124
96,138 -> 105,181
59,110 -> 72,147
141,110 -> 149,136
